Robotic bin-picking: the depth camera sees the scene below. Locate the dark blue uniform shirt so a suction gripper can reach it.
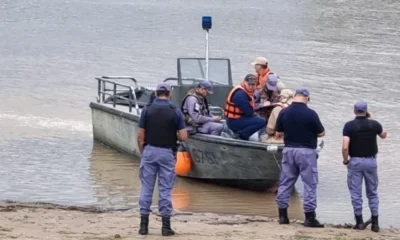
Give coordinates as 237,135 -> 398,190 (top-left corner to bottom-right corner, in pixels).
275,102 -> 324,149
138,98 -> 186,130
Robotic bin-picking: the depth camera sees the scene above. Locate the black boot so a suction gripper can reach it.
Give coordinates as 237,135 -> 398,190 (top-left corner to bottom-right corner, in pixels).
304,211 -> 324,228
353,215 -> 365,230
161,216 -> 175,236
278,208 -> 290,224
371,215 -> 380,232
138,215 -> 149,235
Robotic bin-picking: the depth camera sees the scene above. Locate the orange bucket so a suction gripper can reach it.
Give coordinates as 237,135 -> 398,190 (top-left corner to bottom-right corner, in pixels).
175,146 -> 192,175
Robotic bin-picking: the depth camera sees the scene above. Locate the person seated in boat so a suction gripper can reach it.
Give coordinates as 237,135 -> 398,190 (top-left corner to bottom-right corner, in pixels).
255,73 -> 283,123
224,74 -> 266,140
254,73 -> 280,138
181,80 -> 223,135
261,89 -> 294,144
254,73 -> 280,110
251,56 -> 285,90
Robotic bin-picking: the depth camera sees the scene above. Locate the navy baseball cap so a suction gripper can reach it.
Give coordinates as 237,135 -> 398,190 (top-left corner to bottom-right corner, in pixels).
295,88 -> 310,97
354,100 -> 368,113
156,82 -> 172,91
198,80 -> 213,94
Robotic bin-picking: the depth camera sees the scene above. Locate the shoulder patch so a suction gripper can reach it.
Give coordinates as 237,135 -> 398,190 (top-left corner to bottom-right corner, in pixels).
194,103 -> 200,112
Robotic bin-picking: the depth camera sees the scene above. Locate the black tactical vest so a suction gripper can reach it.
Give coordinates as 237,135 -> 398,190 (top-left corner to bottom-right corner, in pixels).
144,102 -> 178,149
349,119 -> 378,158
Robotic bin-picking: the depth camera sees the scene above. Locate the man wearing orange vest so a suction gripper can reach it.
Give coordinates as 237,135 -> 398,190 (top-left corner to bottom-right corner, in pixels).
251,57 -> 285,90
224,74 -> 266,140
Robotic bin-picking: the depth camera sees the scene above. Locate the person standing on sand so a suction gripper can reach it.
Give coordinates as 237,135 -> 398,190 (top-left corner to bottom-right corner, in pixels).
274,88 -> 325,228
137,82 -> 188,236
342,100 -> 387,232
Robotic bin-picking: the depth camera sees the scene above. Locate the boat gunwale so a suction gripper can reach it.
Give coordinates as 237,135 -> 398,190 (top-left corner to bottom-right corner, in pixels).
90,101 -> 287,151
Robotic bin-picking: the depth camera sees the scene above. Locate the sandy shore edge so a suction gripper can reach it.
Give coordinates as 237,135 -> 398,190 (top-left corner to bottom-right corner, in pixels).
0,201 -> 399,240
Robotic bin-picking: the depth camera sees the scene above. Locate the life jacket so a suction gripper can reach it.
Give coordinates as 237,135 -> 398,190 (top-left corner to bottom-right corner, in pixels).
256,68 -> 272,90
224,83 -> 255,119
181,88 -> 210,126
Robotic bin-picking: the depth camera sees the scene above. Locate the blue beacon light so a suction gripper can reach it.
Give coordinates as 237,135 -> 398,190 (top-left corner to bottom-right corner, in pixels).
202,16 -> 212,30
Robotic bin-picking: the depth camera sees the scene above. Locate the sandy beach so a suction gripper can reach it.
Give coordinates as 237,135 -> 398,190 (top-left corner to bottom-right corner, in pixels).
0,201 -> 399,240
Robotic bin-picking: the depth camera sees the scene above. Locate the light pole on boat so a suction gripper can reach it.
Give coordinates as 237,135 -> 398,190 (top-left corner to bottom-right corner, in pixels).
202,16 -> 212,81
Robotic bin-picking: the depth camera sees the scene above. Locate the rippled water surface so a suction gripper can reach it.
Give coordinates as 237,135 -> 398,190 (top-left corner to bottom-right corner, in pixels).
1,0 -> 399,227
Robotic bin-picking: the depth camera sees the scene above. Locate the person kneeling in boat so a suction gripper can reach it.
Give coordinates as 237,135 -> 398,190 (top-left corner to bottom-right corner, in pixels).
181,80 -> 223,135
261,89 -> 294,144
224,74 -> 266,140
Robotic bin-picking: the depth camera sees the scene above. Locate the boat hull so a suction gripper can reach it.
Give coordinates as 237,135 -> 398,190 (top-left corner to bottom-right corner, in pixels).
182,135 -> 282,179
89,102 -> 322,191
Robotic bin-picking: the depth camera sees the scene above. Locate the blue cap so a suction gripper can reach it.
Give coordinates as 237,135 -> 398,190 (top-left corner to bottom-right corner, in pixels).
198,80 -> 213,94
156,82 -> 172,91
354,100 -> 368,113
266,73 -> 278,91
295,88 -> 310,97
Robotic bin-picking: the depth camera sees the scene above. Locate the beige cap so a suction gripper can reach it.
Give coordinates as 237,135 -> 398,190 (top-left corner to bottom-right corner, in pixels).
251,57 -> 268,66
279,89 -> 294,99
279,89 -> 294,104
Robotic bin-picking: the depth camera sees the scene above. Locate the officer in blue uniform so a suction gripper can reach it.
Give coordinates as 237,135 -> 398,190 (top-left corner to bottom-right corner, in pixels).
342,100 -> 387,232
137,82 -> 188,236
275,88 -> 325,227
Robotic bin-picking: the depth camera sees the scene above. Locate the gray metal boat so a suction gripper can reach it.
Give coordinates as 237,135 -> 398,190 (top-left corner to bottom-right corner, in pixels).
89,57 -> 324,191
89,16 -> 324,191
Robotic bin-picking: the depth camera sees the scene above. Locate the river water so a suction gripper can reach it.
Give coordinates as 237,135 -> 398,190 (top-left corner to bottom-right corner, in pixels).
1,0 -> 399,227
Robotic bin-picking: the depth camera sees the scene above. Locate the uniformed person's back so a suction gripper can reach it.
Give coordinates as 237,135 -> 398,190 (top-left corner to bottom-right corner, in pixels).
342,100 -> 387,232
137,82 -> 188,236
275,88 -> 325,228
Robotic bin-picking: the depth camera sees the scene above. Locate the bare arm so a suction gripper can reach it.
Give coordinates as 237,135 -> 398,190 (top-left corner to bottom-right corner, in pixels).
176,109 -> 188,141
137,128 -> 145,154
317,131 -> 325,137
374,120 -> 387,139
342,136 -> 350,162
379,129 -> 387,139
177,129 -> 188,141
275,131 -> 283,138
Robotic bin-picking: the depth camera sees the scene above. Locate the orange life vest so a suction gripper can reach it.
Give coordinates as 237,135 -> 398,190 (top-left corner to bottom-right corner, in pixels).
224,83 -> 255,119
256,68 -> 271,89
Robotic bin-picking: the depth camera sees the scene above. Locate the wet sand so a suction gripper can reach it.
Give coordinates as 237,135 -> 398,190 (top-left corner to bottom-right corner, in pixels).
1,201 -> 399,240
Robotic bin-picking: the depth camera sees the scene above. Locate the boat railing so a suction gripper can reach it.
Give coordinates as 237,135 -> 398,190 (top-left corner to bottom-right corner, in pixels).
95,76 -> 140,114
209,106 -> 224,117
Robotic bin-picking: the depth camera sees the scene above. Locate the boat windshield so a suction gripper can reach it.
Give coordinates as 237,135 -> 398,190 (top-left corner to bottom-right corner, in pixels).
177,58 -> 232,86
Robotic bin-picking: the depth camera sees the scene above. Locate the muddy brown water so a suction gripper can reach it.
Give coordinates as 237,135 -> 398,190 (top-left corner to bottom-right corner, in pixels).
1,0 -> 400,227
